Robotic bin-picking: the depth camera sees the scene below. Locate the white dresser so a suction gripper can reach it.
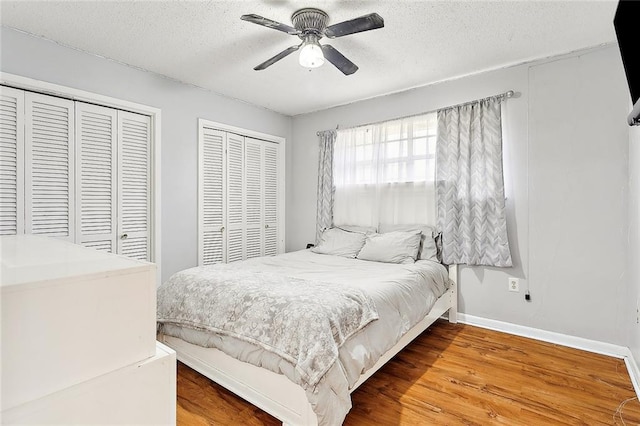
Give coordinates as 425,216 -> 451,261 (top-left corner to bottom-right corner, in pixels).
0,235 -> 176,425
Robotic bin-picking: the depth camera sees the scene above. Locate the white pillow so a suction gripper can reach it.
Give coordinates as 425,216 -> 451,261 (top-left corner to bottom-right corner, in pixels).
335,224 -> 377,235
356,230 -> 422,264
378,224 -> 439,262
311,227 -> 367,258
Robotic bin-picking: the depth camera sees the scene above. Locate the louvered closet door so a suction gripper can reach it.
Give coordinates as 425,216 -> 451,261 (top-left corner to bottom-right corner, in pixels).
263,141 -> 279,256
244,137 -> 263,259
117,111 -> 150,261
0,87 -> 25,236
199,127 -> 226,265
226,133 -> 244,262
24,92 -> 75,241
75,103 -> 117,252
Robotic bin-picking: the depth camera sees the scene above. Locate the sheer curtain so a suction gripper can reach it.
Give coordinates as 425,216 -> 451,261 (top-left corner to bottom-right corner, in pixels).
333,114 -> 437,228
436,96 -> 512,267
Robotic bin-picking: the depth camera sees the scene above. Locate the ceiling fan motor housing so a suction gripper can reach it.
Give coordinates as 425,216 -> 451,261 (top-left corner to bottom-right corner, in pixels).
291,8 -> 329,38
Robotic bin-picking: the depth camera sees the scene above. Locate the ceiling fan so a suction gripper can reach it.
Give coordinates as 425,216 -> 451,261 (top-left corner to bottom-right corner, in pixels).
241,8 -> 384,75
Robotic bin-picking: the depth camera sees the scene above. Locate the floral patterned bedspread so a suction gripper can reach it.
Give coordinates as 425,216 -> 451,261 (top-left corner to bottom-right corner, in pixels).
156,266 -> 379,387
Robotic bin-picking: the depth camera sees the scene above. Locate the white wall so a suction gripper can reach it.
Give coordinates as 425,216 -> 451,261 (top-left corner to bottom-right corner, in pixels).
290,45 -> 631,345
0,27 -> 293,283
527,48 -> 629,343
628,124 -> 640,360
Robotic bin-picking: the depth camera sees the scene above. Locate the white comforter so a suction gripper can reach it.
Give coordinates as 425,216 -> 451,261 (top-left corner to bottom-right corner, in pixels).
159,250 -> 449,425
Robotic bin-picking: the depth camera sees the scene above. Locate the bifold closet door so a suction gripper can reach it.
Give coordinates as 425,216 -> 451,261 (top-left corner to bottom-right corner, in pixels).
0,87 -> 153,261
199,127 -> 226,266
244,137 -> 279,259
244,137 -> 263,259
76,105 -> 151,260
198,124 -> 282,266
117,111 -> 151,261
0,86 -> 25,236
225,132 -> 245,263
24,92 -> 75,242
227,135 -> 273,262
75,103 -> 117,252
263,141 -> 279,256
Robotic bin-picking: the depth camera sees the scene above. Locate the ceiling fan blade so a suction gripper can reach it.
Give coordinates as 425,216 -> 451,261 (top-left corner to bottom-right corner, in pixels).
254,44 -> 301,70
324,13 -> 384,38
320,44 -> 358,75
241,14 -> 300,35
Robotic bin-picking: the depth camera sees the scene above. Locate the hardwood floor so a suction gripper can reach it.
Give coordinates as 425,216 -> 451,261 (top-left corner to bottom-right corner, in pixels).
176,321 -> 640,425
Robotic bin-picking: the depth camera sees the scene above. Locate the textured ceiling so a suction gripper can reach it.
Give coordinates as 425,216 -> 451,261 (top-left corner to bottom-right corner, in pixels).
0,1 -> 619,116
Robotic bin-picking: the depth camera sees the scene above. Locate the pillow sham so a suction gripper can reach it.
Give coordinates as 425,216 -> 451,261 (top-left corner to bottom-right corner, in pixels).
378,223 -> 439,262
311,227 -> 367,258
356,230 -> 422,264
335,224 -> 377,235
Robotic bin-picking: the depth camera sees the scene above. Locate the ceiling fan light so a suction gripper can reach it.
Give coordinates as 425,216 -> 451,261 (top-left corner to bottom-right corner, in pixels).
299,42 -> 324,68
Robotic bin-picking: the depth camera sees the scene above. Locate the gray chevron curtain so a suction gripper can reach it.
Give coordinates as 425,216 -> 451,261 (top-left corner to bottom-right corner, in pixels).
436,96 -> 512,267
316,130 -> 337,243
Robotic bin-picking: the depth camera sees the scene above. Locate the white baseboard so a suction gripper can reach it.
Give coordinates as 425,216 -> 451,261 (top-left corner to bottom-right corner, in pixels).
457,313 -> 628,358
624,349 -> 640,397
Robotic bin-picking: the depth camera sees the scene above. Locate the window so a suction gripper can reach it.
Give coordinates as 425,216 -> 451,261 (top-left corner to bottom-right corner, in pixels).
345,113 -> 437,185
333,113 -> 437,227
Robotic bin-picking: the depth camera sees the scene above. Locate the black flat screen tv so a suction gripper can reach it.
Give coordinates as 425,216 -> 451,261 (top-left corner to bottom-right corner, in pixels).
613,0 -> 640,125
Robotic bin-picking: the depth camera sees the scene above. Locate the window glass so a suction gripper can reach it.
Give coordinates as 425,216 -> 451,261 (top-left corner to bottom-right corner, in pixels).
335,112 -> 437,185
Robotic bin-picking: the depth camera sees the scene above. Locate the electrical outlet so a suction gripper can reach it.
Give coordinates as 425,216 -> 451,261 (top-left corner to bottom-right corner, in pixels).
508,277 -> 519,292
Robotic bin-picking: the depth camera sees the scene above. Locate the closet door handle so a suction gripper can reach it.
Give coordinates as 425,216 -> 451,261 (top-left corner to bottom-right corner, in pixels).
220,226 -> 225,232
120,233 -> 128,240
265,224 -> 269,229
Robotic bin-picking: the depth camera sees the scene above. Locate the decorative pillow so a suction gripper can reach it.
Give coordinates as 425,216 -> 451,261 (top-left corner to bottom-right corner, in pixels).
356,230 -> 422,264
378,223 -> 439,262
335,224 -> 377,235
311,227 -> 367,258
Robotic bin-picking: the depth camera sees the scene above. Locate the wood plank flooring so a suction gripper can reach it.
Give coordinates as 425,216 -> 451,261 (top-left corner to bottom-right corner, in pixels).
176,321 -> 640,425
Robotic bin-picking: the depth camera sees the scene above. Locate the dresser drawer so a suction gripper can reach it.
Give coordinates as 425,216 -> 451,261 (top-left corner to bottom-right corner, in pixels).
2,342 -> 176,425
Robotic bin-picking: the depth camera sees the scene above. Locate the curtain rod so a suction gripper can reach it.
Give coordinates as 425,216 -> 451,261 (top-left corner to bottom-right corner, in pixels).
316,90 -> 515,136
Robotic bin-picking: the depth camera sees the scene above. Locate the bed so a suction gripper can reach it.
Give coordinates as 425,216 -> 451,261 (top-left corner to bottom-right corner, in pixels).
157,231 -> 457,426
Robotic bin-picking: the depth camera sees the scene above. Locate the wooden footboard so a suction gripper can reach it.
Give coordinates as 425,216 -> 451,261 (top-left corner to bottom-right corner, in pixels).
160,266 -> 458,425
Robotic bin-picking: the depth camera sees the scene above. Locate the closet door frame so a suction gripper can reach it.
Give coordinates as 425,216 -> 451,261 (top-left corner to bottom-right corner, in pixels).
1,72 -> 162,284
197,119 -> 286,265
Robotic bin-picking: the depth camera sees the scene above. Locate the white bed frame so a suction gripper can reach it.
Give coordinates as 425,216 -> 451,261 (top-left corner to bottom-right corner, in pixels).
159,265 -> 458,426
